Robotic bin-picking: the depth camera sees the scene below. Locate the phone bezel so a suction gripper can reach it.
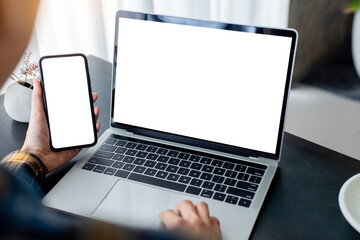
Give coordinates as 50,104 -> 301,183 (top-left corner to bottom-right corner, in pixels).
39,53 -> 98,152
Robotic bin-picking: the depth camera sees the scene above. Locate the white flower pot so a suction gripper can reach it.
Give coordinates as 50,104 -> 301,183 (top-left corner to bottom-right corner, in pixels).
353,11 -> 360,78
4,82 -> 32,123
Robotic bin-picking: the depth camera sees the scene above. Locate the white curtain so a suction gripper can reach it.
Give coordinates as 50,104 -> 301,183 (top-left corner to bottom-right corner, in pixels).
1,0 -> 289,93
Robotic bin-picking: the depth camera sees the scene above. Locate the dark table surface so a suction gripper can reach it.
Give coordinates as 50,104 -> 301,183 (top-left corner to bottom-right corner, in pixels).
0,55 -> 359,239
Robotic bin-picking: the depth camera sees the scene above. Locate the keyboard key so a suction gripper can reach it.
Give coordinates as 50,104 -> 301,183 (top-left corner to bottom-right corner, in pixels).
179,160 -> 191,167
177,168 -> 190,175
112,161 -> 125,169
157,156 -> 169,163
95,151 -> 114,159
225,195 -> 239,204
178,153 -> 190,160
115,140 -> 126,147
189,155 -> 201,162
114,169 -> 130,178
190,163 -> 202,170
135,144 -> 148,150
249,176 -> 262,184
238,198 -> 252,208
89,157 -> 114,166
212,175 -> 225,184
123,163 -> 135,171
134,158 -> 146,165
213,168 -> 225,175
200,173 -> 213,181
93,165 -> 106,173
166,165 -> 179,173
200,157 -> 212,164
237,173 -> 250,181
100,144 -> 117,152
156,171 -> 168,179
202,165 -> 214,173
135,151 -> 147,158
213,192 -> 226,201
156,148 -> 168,155
214,184 -> 227,192
112,154 -> 125,161
115,147 -> 127,154
202,181 -> 215,189
235,165 -> 247,172
144,168 -> 157,176
179,176 -> 191,184
133,166 -> 146,173
155,163 -> 168,170
189,170 -> 201,178
224,178 -> 237,186
186,186 -> 201,195
168,158 -> 180,165
201,189 -> 214,198
167,173 -> 180,181
167,150 -> 180,157
247,167 -> 265,176
146,146 -> 158,153
104,167 -> 116,175
223,162 -> 235,170
227,187 -> 255,199
125,142 -> 137,149
128,173 -> 186,192
236,181 -> 258,191
105,138 -> 117,145
123,156 -> 135,163
125,149 -> 137,156
82,163 -> 95,171
225,170 -> 237,178
211,160 -> 223,167
190,179 -> 203,187
146,153 -> 159,160
144,160 -> 156,168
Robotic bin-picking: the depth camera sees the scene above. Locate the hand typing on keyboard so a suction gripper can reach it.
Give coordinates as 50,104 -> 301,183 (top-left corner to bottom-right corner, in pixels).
21,79 -> 101,173
159,200 -> 222,240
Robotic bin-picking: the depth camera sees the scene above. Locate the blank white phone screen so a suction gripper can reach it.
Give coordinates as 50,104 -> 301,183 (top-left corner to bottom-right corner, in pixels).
41,56 -> 95,149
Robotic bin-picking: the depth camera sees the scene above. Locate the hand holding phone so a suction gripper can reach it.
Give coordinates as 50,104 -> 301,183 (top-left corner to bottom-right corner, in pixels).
39,54 -> 98,151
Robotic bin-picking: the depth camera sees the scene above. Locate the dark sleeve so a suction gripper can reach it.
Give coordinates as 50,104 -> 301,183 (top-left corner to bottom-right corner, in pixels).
0,152 -> 189,240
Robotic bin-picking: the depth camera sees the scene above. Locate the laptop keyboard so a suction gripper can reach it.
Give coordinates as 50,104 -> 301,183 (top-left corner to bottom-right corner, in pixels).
82,134 -> 267,208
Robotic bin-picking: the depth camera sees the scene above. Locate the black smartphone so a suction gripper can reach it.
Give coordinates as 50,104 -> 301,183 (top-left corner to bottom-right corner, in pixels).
39,54 -> 97,151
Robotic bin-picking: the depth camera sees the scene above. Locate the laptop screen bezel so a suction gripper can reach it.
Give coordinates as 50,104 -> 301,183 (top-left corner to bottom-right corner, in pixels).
110,10 -> 297,160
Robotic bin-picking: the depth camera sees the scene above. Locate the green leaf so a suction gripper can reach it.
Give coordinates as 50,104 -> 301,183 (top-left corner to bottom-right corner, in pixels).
350,0 -> 360,12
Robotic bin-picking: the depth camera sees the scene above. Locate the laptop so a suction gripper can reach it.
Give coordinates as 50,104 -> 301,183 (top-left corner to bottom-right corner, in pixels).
43,10 -> 297,240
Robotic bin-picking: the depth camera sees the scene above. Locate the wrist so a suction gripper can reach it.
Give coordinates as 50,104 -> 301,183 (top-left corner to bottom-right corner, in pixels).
20,147 -> 48,173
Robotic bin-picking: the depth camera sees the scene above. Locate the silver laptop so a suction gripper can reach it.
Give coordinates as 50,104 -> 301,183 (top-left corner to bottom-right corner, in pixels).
43,10 -> 297,240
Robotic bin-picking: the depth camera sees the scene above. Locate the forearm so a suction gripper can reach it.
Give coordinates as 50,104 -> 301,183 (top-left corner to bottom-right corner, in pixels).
0,150 -> 46,189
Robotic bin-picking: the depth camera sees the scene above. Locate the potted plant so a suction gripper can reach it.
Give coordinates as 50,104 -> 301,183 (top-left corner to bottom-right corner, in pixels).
4,52 -> 39,123
346,0 -> 360,78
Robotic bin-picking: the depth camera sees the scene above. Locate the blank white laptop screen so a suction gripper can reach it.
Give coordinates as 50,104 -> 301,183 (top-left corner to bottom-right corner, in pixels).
113,18 -> 292,154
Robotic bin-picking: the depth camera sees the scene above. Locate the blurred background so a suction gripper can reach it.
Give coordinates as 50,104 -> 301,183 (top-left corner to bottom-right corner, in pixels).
3,0 -> 360,161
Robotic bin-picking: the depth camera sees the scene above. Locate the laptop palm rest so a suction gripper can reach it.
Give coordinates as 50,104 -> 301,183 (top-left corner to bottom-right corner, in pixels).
92,179 -> 200,228
91,179 -> 253,239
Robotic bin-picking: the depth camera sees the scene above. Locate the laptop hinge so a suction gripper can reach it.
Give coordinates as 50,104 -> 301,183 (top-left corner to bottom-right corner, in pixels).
249,156 -> 258,160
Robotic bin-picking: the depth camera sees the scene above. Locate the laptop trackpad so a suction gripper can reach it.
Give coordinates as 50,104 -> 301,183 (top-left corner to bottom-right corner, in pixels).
92,179 -> 201,229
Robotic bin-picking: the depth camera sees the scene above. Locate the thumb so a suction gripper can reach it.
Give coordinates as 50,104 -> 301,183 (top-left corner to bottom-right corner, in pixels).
31,79 -> 45,117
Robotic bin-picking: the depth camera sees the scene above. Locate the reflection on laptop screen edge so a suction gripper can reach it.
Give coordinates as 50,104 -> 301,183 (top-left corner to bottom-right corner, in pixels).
42,10 -> 297,240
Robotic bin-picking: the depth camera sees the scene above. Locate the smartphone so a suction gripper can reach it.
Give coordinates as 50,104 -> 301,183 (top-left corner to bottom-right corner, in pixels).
39,54 -> 97,151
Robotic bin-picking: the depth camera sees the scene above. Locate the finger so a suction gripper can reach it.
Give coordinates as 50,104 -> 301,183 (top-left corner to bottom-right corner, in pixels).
92,93 -> 98,103
210,216 -> 220,227
175,200 -> 198,220
96,122 -> 101,132
30,79 -> 44,119
196,201 -> 210,223
94,106 -> 99,121
159,210 -> 184,229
